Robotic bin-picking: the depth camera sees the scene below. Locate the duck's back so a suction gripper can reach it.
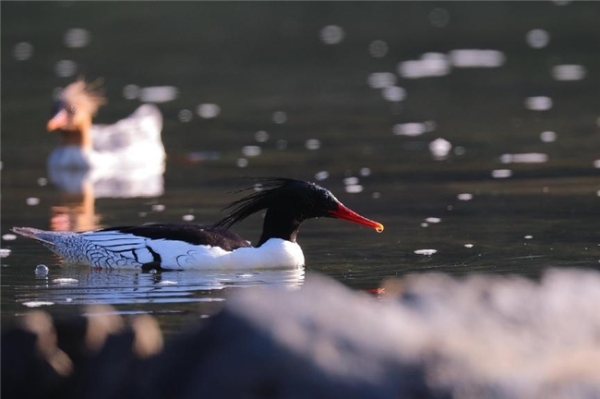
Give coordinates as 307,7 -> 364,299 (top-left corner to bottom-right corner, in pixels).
89,104 -> 165,171
92,104 -> 163,152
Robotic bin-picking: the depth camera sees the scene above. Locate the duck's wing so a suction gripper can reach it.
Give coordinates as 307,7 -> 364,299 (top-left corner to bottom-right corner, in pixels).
96,224 -> 251,251
13,224 -> 251,269
91,104 -> 163,152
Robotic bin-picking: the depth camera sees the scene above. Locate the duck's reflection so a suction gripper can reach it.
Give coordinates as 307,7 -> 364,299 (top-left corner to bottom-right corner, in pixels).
50,182 -> 98,232
48,166 -> 164,232
18,266 -> 306,307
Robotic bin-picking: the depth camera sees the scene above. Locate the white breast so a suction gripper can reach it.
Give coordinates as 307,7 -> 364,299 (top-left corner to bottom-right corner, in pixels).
146,238 -> 305,270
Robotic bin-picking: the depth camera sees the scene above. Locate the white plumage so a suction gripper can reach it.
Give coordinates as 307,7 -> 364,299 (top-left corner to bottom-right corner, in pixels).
12,227 -> 304,270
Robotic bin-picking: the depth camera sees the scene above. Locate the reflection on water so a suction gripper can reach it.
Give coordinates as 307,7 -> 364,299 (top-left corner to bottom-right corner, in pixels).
50,184 -> 99,231
16,266 -> 305,309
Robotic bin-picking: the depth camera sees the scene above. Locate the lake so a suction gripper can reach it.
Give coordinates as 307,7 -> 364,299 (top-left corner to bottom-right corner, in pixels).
2,2 -> 599,334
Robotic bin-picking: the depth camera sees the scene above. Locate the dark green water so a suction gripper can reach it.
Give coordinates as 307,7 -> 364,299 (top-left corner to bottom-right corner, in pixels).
2,2 -> 599,333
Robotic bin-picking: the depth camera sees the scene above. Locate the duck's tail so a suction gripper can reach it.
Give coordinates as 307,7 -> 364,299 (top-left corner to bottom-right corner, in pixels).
12,227 -> 58,247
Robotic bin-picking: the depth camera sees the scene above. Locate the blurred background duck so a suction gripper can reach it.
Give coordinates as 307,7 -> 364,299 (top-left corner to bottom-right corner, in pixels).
47,79 -> 166,175
45,79 -> 166,231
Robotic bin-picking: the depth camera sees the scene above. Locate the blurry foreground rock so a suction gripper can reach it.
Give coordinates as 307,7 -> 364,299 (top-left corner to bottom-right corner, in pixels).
2,268 -> 599,399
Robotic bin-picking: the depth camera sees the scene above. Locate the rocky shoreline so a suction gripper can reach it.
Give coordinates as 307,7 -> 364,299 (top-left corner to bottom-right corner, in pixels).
3,268 -> 599,399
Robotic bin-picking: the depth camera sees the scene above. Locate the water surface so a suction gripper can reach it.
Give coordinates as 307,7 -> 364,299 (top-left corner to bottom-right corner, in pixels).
2,2 -> 599,333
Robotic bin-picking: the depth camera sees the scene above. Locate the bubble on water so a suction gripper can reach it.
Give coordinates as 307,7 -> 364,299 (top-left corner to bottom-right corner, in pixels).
149,269 -> 158,275
492,169 -> 512,179
398,53 -> 450,79
242,145 -> 261,157
237,158 -> 249,168
382,86 -> 406,102
158,280 -> 178,285
123,84 -> 140,100
37,177 -> 48,186
182,214 -> 195,222
552,64 -> 586,81
272,111 -> 287,124
429,7 -> 450,28
421,223 -> 429,228
23,301 -> 54,308
344,177 -> 359,186
449,49 -> 505,68
393,122 -> 434,136
368,40 -> 389,58
372,192 -> 381,199
525,96 -> 553,111
139,212 -> 147,217
26,197 -> 40,206
345,185 -> 363,194
367,72 -> 396,89
305,139 -> 321,150
35,264 -> 49,276
52,278 -> 78,284
178,109 -> 193,122
0,249 -> 11,258
14,42 -> 34,61
140,86 -> 178,103
457,193 -> 473,201
500,153 -> 548,164
320,25 -> 345,45
526,29 -> 550,49
425,217 -> 441,223
151,204 -> 165,212
593,160 -> 600,169
524,235 -> 533,240
540,131 -> 557,143
2,234 -> 17,241
197,103 -> 220,118
414,249 -> 437,256
64,28 -> 91,48
55,60 -> 77,78
464,244 -> 474,248
429,138 -> 452,160
255,130 -> 269,142
315,171 -> 329,181
360,167 -> 371,177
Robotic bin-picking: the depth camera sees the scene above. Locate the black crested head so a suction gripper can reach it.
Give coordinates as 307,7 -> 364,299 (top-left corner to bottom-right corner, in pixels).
212,178 -> 339,231
212,177 -> 383,246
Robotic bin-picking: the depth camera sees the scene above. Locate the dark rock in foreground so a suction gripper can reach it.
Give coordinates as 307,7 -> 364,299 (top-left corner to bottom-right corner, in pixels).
3,268 -> 599,399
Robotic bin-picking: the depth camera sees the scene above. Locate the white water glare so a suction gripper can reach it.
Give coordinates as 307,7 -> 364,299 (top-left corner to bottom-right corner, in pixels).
398,53 -> 450,79
526,29 -> 550,48
320,25 -> 345,45
64,28 -> 91,48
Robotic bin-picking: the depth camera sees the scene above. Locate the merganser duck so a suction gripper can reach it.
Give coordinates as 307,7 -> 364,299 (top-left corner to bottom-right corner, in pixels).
13,178 -> 384,270
46,79 -> 165,175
